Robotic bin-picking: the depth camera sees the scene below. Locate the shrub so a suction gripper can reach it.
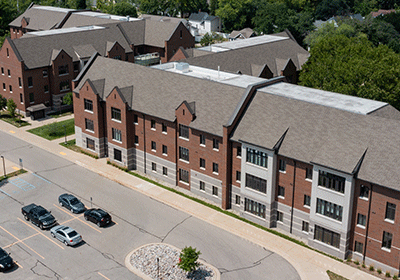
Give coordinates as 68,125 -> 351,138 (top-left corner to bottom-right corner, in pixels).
362,263 -> 366,268
386,271 -> 391,277
354,260 -> 360,265
7,98 -> 16,119
393,275 -> 398,280
378,268 -> 382,274
178,246 -> 201,273
346,258 -> 352,262
369,265 -> 374,271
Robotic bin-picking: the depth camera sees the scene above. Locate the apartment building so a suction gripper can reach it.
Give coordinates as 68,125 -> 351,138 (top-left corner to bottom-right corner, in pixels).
72,55 -> 400,275
1,17 -> 194,117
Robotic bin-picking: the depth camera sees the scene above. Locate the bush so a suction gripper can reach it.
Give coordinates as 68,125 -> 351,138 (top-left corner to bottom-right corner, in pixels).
386,271 -> 391,277
178,246 -> 201,273
393,275 -> 398,280
7,99 -> 17,119
369,265 -> 374,271
354,260 -> 359,265
378,268 -> 382,274
362,263 -> 366,268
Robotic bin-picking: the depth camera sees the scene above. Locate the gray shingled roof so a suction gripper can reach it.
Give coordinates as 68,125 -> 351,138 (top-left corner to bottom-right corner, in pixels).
12,24 -> 133,69
182,38 -> 309,77
9,4 -> 72,30
60,13 -> 122,28
231,90 -> 400,191
76,56 -> 245,136
229,28 -> 255,39
188,12 -> 218,22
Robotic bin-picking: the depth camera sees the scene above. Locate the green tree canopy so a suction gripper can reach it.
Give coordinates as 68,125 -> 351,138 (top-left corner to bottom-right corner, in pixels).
178,246 -> 201,273
7,98 -> 17,119
0,0 -> 18,37
0,94 -> 6,110
215,0 -> 254,32
315,0 -> 350,20
299,35 -> 400,110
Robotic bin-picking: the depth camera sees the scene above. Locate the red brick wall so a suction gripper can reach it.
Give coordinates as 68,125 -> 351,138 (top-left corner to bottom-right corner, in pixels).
23,67 -> 52,107
231,141 -> 242,189
107,42 -> 126,60
169,48 -> 187,62
165,23 -> 195,62
50,50 -> 73,97
105,88 -> 128,149
10,27 -> 24,39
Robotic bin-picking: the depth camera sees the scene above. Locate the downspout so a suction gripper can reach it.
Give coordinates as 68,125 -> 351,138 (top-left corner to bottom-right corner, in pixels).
290,160 -> 296,234
143,114 -> 146,174
175,120 -> 178,186
363,184 -> 373,263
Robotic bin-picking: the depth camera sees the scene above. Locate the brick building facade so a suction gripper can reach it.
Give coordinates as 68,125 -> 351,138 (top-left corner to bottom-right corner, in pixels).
73,56 -> 400,275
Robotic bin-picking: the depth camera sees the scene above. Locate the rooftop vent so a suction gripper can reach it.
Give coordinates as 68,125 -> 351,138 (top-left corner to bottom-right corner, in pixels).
175,62 -> 190,73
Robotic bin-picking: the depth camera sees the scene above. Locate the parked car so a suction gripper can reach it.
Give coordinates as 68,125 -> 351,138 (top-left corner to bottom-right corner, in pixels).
21,204 -> 57,229
0,247 -> 14,272
58,194 -> 86,213
84,209 -> 112,227
50,225 -> 82,246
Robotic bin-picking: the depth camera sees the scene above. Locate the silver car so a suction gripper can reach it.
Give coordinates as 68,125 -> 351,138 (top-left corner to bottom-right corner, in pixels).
50,225 -> 82,246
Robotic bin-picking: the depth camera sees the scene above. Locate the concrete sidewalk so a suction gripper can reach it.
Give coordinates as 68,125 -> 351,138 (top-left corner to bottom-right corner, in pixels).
0,115 -> 379,280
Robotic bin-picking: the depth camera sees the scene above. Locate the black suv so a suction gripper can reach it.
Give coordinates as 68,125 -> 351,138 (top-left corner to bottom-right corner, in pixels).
0,247 -> 14,272
84,209 -> 112,227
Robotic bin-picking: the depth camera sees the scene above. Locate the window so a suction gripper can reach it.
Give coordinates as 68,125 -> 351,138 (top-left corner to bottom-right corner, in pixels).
112,128 -> 122,142
304,195 -> 311,207
200,181 -> 205,191
355,241 -> 363,254
151,119 -> 156,129
9,85 -> 12,93
213,138 -> 219,150
28,77 -> 33,87
86,138 -> 95,150
29,92 -> 34,103
43,70 -> 48,77
306,168 -> 313,180
244,198 -> 266,218
111,107 -> 121,121
134,135 -> 139,145
59,80 -> 70,91
302,221 -> 309,232
200,134 -> 205,145
84,99 -> 93,112
2,83 -> 5,90
74,63 -> 79,72
246,148 -> 267,168
385,202 -> 396,221
318,171 -> 345,193
20,93 -> 23,103
179,124 -> 189,139
236,171 -> 241,182
114,55 -> 121,60
179,168 -> 189,183
212,186 -> 218,196
85,118 -> 94,131
245,173 -> 267,193
316,198 -> 343,221
237,146 -> 241,157
235,195 -> 240,205
152,162 -> 157,171
6,48 -> 9,57
357,213 -> 366,227
314,225 -> 340,248
1,67 -> 3,74
7,69 -> 10,77
18,77 -> 22,87
382,231 -> 393,250
114,149 -> 122,162
58,65 -> 69,75
213,163 -> 219,174
179,146 -> 189,161
162,145 -> 168,155
162,123 -> 167,133
163,167 -> 168,176
200,158 -> 205,169
151,141 -> 156,151
360,185 -> 369,199
133,114 -> 138,124
44,85 -> 49,93
278,186 -> 285,198
277,211 -> 283,222
279,159 -> 286,172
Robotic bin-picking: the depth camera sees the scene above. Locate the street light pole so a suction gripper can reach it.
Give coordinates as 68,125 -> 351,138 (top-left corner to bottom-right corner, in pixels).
1,156 -> 6,178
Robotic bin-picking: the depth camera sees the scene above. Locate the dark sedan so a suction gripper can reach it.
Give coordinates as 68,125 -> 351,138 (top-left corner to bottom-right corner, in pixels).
58,194 -> 86,213
84,209 -> 112,227
0,247 -> 14,272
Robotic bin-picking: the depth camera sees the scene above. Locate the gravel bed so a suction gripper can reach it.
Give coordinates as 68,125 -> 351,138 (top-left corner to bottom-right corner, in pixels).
130,244 -> 216,280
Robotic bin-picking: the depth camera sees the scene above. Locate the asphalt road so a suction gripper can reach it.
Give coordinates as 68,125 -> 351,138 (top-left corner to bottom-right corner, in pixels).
0,131 -> 300,280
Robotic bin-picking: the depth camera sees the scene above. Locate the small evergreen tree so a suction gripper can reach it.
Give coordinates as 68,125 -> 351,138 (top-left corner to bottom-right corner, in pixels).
178,246 -> 201,274
7,98 -> 16,119
0,94 -> 6,111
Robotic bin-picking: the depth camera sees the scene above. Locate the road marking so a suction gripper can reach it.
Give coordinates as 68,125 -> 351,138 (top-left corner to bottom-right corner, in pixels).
9,177 -> 35,191
98,272 -> 111,280
15,261 -> 23,268
12,166 -> 20,171
53,204 -> 102,233
9,130 -> 15,134
60,152 -> 66,155
0,189 -> 13,197
32,173 -> 52,184
0,226 -> 45,259
17,218 -> 64,250
4,232 -> 40,248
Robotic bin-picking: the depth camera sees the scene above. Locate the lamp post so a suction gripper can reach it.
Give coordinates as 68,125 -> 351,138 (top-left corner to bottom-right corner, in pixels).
63,125 -> 67,144
1,156 -> 6,178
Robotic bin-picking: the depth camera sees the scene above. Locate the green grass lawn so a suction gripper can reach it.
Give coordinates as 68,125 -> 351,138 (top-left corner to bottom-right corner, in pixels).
27,118 -> 75,140
0,111 -> 30,127
327,270 -> 349,280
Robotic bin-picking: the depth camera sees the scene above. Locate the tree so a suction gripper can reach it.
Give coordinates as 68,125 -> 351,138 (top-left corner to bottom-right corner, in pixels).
7,98 -> 17,119
77,0 -> 87,9
111,1 -> 138,17
299,35 -> 400,110
0,94 -> 6,111
199,32 -> 224,46
215,0 -> 255,32
62,92 -> 73,106
0,0 -> 18,37
178,246 -> 201,274
315,0 -> 350,20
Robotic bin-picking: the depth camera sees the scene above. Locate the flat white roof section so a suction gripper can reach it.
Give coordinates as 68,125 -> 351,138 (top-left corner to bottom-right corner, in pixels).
33,6 -> 74,13
74,11 -> 142,21
154,62 -> 388,115
26,25 -> 106,36
197,35 -> 288,52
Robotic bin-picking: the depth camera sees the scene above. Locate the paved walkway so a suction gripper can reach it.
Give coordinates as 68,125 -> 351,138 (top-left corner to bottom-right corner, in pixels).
0,115 -> 379,280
